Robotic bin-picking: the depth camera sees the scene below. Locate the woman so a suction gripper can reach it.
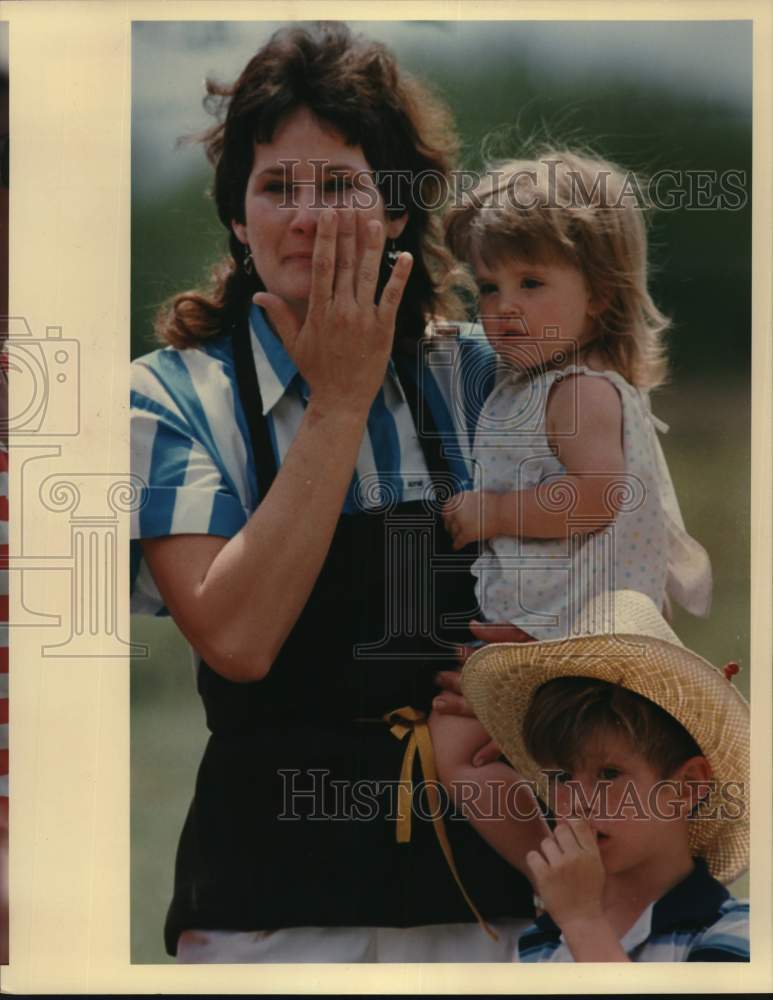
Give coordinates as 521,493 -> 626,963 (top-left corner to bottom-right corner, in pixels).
131,22 -> 534,963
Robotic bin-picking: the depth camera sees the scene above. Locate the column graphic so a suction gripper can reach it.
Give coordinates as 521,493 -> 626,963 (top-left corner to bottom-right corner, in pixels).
36,474 -> 145,656
2,318 -> 146,657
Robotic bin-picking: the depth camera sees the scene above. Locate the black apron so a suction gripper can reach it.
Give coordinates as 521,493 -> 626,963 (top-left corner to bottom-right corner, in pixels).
164,320 -> 533,955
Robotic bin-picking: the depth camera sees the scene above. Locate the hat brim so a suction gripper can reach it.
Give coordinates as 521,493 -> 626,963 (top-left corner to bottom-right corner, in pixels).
461,632 -> 749,884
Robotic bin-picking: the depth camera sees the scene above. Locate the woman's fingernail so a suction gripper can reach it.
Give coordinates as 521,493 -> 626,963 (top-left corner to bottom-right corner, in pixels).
473,756 -> 483,767
434,698 -> 446,710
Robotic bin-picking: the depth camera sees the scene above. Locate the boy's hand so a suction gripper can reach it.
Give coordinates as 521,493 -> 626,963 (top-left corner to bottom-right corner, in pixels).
435,621 -> 534,765
442,491 -> 503,550
525,817 -> 605,928
433,668 -> 501,765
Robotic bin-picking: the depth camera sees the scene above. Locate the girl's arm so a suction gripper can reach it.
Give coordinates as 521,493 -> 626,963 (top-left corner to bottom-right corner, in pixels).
443,375 -> 625,549
141,211 -> 413,683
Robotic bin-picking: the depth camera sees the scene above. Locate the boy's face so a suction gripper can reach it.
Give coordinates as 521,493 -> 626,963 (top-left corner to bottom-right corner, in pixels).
471,249 -> 598,365
544,729 -> 694,880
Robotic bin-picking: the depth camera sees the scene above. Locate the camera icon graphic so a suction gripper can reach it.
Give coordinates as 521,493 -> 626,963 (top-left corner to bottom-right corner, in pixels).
1,317 -> 79,436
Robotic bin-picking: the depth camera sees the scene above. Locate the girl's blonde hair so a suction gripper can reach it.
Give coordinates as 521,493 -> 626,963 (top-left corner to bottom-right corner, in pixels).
445,149 -> 670,389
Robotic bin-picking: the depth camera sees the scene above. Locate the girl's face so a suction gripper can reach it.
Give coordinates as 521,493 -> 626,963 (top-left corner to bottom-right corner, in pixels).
232,106 -> 407,326
471,249 -> 600,364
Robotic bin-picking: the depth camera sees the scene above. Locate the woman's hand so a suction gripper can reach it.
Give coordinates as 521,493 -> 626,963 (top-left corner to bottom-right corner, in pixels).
254,209 -> 413,416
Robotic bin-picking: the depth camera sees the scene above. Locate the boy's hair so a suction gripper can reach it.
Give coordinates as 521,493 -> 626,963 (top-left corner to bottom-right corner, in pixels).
445,149 -> 669,389
522,676 -> 702,778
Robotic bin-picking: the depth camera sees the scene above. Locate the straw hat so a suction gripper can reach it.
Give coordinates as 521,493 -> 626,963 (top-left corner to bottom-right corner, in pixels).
461,590 -> 749,884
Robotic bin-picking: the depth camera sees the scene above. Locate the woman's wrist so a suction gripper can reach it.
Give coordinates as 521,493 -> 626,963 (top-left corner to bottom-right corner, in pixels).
306,394 -> 372,427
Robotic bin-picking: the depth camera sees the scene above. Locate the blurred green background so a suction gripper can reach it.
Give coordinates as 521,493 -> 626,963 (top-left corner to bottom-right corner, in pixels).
131,21 -> 751,963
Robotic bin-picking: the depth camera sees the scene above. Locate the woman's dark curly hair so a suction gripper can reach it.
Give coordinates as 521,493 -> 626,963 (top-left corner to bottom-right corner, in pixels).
156,22 -> 467,349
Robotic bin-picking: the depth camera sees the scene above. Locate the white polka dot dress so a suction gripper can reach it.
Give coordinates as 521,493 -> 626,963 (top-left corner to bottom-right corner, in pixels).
471,364 -> 712,639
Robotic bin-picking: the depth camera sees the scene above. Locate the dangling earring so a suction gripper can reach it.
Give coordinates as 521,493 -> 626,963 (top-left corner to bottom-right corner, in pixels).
385,238 -> 401,270
242,244 -> 254,275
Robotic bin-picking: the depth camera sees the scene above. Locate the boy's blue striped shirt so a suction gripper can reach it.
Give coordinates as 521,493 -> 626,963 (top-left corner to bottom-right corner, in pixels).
516,859 -> 749,963
131,306 -> 494,616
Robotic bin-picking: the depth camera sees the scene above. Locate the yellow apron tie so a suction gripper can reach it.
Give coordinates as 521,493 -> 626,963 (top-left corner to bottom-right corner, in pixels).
384,706 -> 499,942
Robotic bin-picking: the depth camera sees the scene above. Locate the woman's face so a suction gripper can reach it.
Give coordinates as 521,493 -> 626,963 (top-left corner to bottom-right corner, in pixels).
233,106 -> 407,326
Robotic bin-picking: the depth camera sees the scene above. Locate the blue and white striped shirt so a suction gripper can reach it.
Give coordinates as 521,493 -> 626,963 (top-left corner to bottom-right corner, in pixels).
130,306 -> 493,616
516,859 -> 749,962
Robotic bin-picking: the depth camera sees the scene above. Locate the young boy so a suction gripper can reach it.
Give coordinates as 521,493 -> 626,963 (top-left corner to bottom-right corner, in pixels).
461,590 -> 749,962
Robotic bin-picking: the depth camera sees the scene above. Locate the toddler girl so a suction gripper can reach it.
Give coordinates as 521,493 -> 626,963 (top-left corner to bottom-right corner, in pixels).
430,149 -> 712,878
